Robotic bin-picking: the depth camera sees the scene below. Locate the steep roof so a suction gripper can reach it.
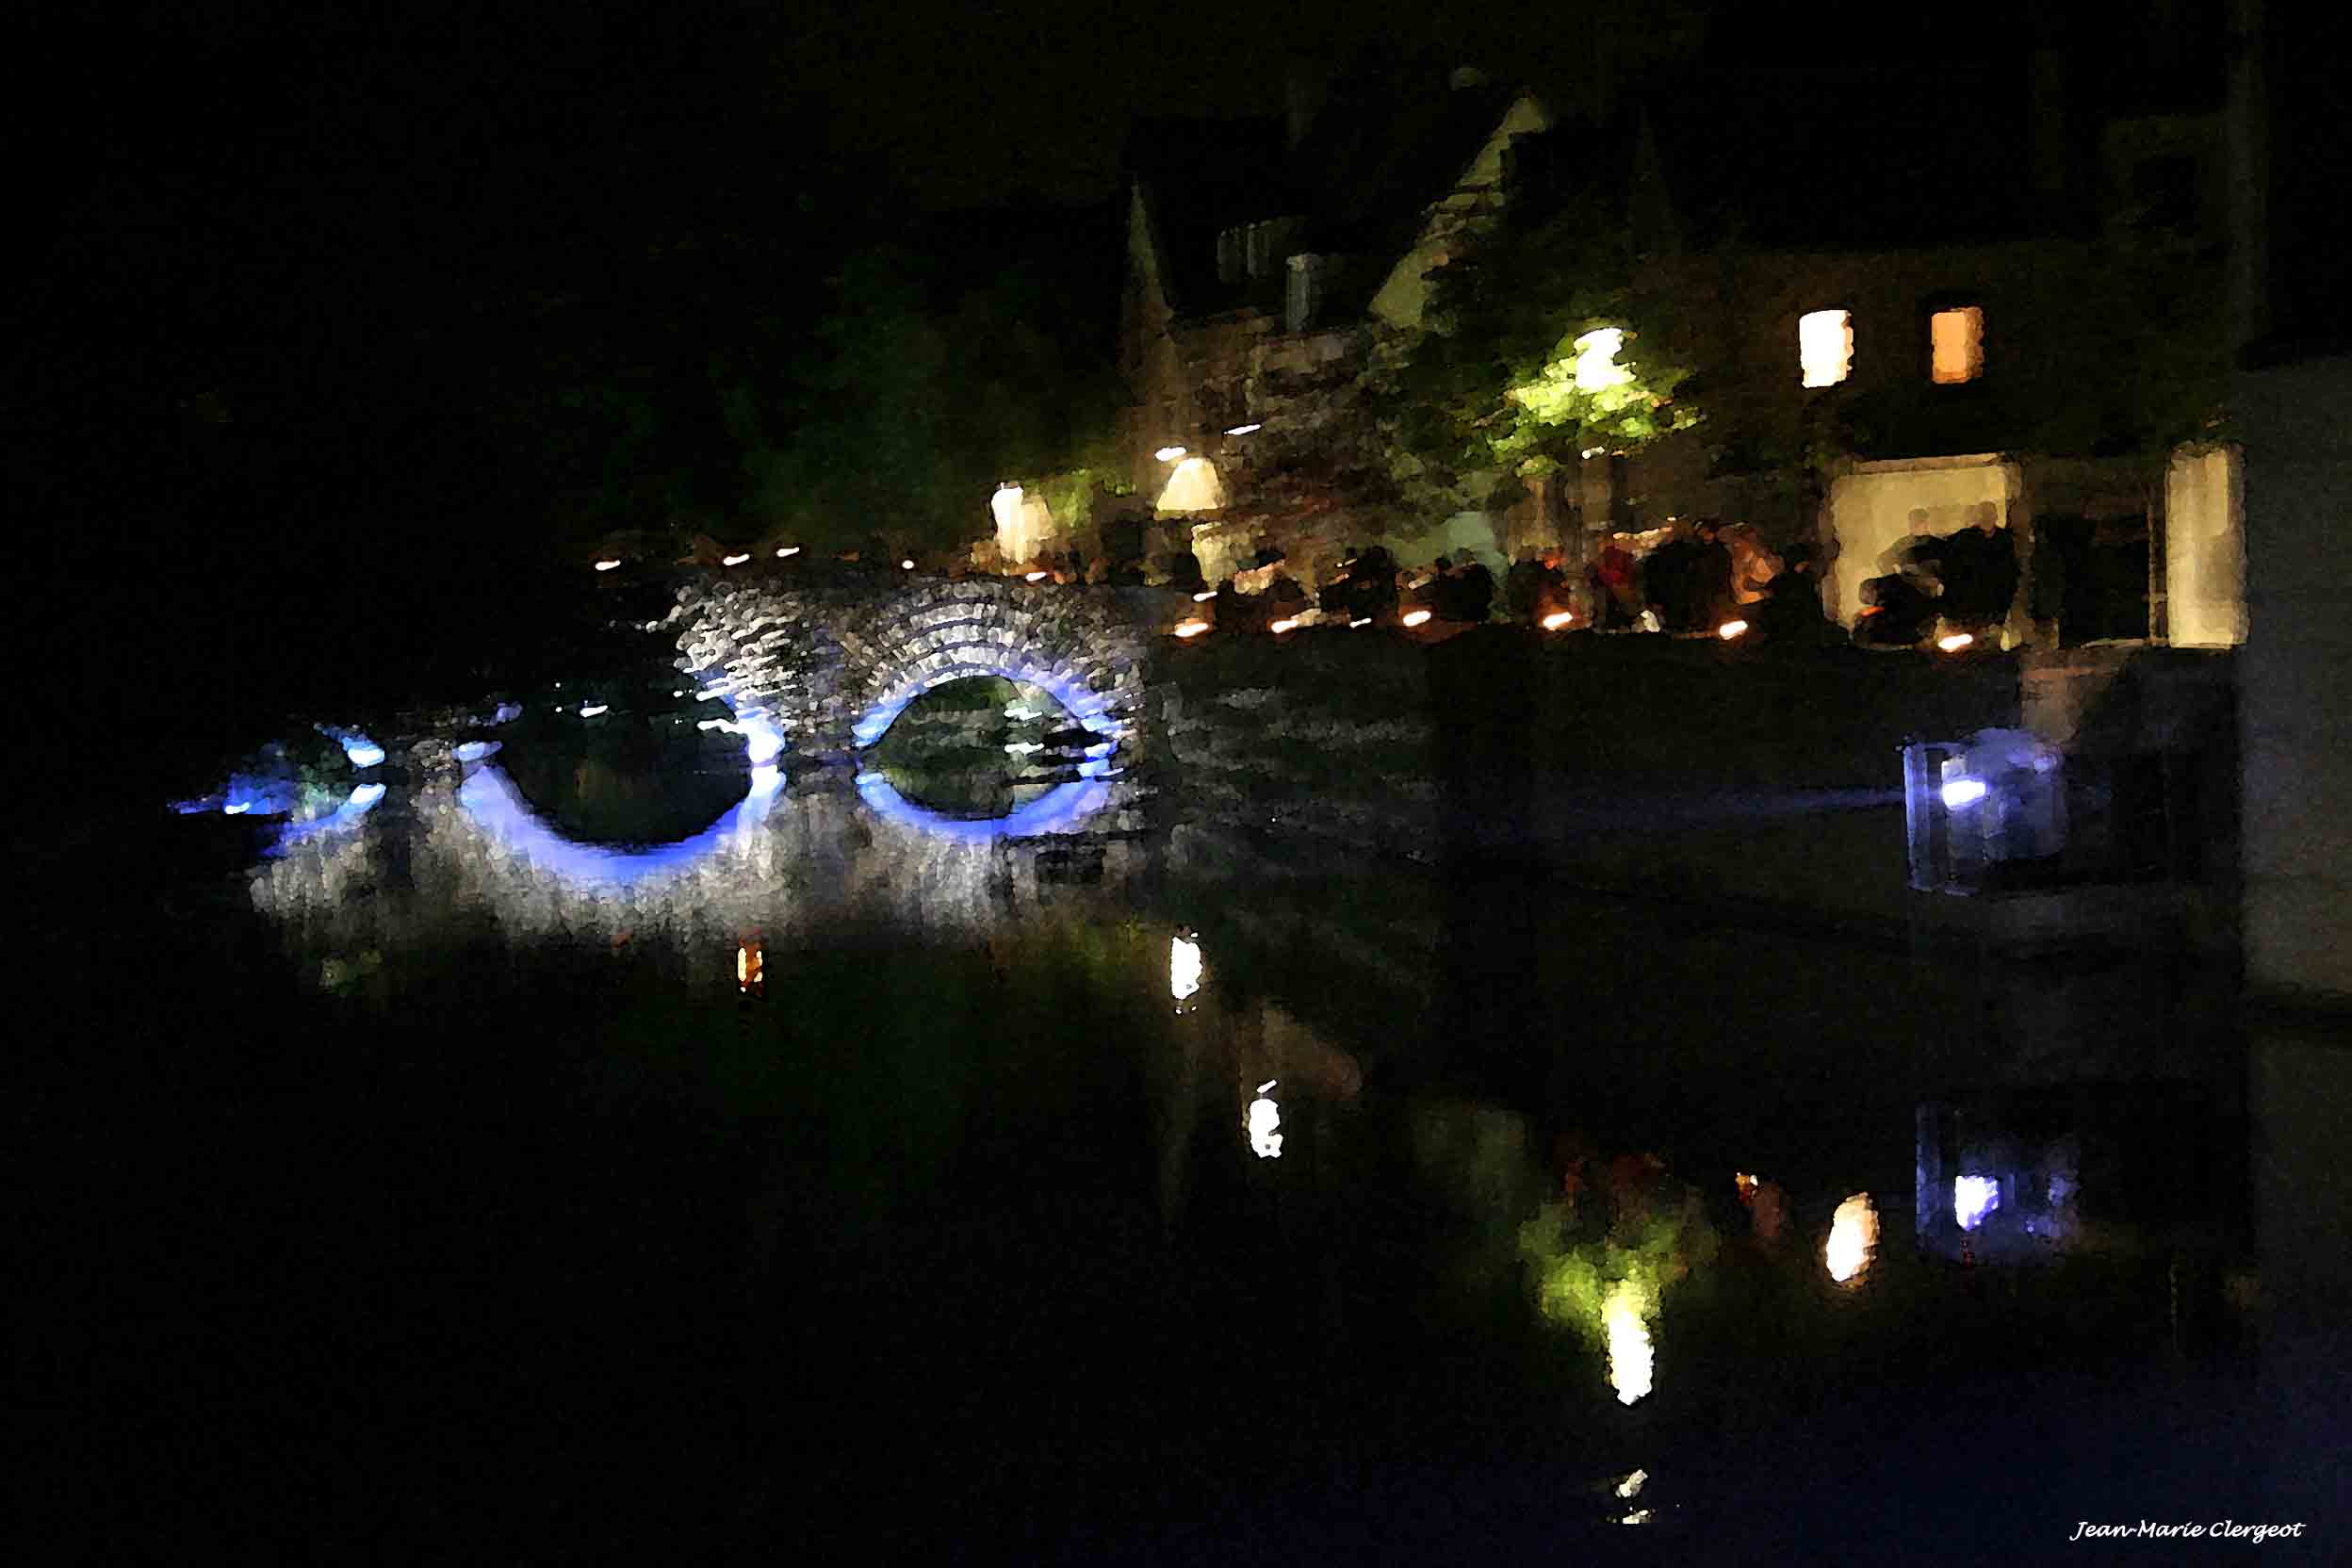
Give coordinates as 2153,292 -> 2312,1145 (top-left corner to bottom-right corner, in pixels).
1122,78 -> 1535,322
1119,114 -> 1288,318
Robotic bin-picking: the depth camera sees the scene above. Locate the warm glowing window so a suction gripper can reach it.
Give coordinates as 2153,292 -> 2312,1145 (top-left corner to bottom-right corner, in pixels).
1799,310 -> 1853,387
1931,306 -> 1984,384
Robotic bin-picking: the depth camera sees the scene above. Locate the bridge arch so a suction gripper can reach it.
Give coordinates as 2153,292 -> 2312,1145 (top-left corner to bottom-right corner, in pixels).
674,574 -> 1150,765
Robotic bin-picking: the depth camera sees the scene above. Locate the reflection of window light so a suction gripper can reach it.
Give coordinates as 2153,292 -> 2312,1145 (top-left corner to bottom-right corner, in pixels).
1931,306 -> 1984,384
1955,1175 -> 2001,1231
1247,1080 -> 1282,1159
1571,327 -> 1633,391
1169,936 -> 1202,1000
1941,777 -> 1987,809
1825,1193 -> 1879,1283
1799,309 -> 1853,386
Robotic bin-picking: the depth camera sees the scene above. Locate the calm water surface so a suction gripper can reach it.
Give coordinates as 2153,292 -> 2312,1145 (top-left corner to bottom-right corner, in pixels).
58,720 -> 2297,1561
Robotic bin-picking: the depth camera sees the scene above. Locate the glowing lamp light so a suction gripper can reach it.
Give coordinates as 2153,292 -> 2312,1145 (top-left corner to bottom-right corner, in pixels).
1602,1280 -> 1654,1405
1270,618 -> 1298,634
901,559 -> 915,570
1169,935 -> 1202,1001
1541,611 -> 1573,630
1193,590 -> 1217,602
1224,423 -> 1261,436
1571,327 -> 1634,392
223,801 -> 251,815
776,546 -> 801,558
1616,1469 -> 1648,1500
1825,1193 -> 1879,1284
1247,1080 -> 1283,1159
594,559 -> 621,572
577,704 -> 609,718
1025,570 -> 1049,582
1717,619 -> 1749,640
1154,445 -> 1188,463
1937,631 -> 1975,652
1174,620 -> 1210,638
722,553 -> 750,566
1954,1175 -> 2001,1231
1734,1172 -> 1759,1201
737,942 -> 763,994
1940,777 -> 1988,809
1349,617 -> 1371,629
1402,609 -> 1432,628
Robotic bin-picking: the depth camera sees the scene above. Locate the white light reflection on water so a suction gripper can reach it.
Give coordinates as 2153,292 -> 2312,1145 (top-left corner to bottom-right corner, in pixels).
1246,1080 -> 1282,1159
1603,1281 -> 1653,1404
1825,1193 -> 1879,1284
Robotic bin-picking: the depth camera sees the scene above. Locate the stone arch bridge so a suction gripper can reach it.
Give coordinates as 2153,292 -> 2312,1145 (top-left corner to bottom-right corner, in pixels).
665,572 -> 1159,768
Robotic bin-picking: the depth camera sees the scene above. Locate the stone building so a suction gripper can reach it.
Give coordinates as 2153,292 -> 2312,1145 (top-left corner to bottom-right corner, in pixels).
1596,34 -> 2246,647
1114,62 -> 1561,591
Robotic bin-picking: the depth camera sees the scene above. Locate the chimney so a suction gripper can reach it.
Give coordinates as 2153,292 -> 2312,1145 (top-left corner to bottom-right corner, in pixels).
1286,59 -> 1332,155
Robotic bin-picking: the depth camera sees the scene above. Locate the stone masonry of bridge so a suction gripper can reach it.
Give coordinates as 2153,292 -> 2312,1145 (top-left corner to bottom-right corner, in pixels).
665,574 -> 1154,763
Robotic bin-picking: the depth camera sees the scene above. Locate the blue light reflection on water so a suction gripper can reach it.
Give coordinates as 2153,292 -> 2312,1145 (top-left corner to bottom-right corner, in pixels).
454,760 -> 783,890
855,770 -> 1112,843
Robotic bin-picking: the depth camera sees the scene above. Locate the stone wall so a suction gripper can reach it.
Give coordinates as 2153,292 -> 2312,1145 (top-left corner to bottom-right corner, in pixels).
670,574 -> 1158,760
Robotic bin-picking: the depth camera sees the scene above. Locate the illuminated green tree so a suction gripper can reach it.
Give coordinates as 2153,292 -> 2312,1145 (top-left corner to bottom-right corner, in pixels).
1367,160 -> 1704,514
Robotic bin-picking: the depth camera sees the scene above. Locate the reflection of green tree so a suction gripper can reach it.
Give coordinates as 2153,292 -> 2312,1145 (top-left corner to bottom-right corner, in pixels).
867,676 -> 1078,819
1516,1190 -> 1719,1348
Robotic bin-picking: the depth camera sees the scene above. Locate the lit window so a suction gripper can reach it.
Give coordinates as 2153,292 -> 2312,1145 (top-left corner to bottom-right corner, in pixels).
1799,310 -> 1853,387
1931,306 -> 1984,384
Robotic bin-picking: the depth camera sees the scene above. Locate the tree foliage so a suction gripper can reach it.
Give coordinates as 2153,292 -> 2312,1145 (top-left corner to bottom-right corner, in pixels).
1367,153 -> 1704,513
739,247 -> 1123,555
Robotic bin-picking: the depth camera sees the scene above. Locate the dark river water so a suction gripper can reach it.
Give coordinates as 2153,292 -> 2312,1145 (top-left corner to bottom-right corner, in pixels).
41,700 -> 2330,1563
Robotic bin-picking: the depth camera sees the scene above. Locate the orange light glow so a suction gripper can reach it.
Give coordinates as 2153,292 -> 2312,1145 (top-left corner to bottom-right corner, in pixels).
1541,611 -> 1573,630
1937,631 -> 1975,651
1401,609 -> 1432,628
1174,620 -> 1210,638
1270,618 -> 1298,634
1931,306 -> 1984,384
1717,619 -> 1749,640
